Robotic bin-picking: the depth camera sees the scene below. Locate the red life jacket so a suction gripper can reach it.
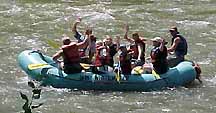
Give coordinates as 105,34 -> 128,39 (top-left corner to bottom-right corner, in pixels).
62,43 -> 80,64
94,46 -> 104,66
104,46 -> 111,65
94,45 -> 111,66
95,46 -> 111,66
130,46 -> 138,59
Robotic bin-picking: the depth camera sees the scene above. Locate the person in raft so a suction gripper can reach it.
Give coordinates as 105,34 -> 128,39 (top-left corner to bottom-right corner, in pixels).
118,44 -> 133,75
103,35 -> 120,68
93,40 -> 108,71
124,24 -> 146,66
150,37 -> 169,74
72,17 -> 96,63
167,26 -> 188,67
52,35 -> 90,74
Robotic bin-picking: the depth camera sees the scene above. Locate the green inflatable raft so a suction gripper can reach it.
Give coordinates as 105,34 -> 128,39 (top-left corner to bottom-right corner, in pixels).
17,50 -> 201,91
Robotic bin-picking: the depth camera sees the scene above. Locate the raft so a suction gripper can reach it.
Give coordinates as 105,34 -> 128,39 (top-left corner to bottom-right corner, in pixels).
18,50 -> 199,91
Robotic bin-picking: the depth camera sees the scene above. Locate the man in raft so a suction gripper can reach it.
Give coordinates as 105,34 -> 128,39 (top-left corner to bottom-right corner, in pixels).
167,26 -> 188,67
103,35 -> 120,69
150,37 -> 169,74
52,36 -> 90,74
118,44 -> 133,75
124,24 -> 146,66
72,17 -> 96,63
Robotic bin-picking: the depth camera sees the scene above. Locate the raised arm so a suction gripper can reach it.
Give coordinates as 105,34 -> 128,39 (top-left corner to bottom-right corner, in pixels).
124,24 -> 134,43
159,38 -> 166,52
77,35 -> 90,49
137,44 -> 144,60
71,17 -> 81,34
115,35 -> 120,51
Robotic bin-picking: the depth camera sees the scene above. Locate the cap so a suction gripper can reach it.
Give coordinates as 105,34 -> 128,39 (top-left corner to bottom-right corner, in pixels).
150,37 -> 162,42
151,37 -> 168,45
96,40 -> 103,45
169,26 -> 178,32
119,44 -> 126,49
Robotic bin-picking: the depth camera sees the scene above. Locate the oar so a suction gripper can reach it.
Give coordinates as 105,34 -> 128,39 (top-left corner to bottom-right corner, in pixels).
28,62 -> 94,70
80,63 -> 94,70
28,63 -> 55,70
42,38 -> 60,49
152,69 -> 161,79
144,57 -> 161,79
115,61 -> 121,82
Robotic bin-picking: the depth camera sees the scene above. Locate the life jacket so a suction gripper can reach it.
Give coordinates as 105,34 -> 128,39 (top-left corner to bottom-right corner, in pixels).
94,46 -> 104,66
150,46 -> 168,74
171,34 -> 188,57
104,46 -> 111,65
129,45 -> 138,59
62,43 -> 80,65
119,51 -> 132,74
134,39 -> 145,61
94,45 -> 111,66
107,44 -> 118,67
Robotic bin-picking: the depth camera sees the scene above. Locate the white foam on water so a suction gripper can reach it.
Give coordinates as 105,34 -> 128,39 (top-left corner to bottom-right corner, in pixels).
80,12 -> 115,21
163,7 -> 184,13
7,5 -> 22,15
205,75 -> 216,87
195,43 -> 206,47
16,76 -> 29,84
210,76 -> 216,85
197,58 -> 211,65
162,108 -> 172,112
43,86 -> 71,94
177,20 -> 211,27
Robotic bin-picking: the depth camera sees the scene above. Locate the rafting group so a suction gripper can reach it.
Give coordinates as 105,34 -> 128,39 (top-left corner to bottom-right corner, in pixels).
52,18 -> 200,78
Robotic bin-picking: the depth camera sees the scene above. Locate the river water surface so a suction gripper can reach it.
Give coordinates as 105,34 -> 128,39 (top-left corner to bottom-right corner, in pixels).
1,0 -> 216,113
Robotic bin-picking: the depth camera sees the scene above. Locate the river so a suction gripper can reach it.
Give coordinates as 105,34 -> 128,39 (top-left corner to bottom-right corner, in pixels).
1,0 -> 216,113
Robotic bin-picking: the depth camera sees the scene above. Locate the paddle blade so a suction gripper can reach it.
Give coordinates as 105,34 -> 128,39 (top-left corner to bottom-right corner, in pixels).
80,63 -> 91,70
152,70 -> 160,79
116,73 -> 120,82
28,64 -> 49,70
43,38 -> 60,49
115,62 -> 121,82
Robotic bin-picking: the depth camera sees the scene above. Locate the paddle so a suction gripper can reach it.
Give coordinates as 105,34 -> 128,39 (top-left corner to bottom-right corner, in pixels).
80,63 -> 94,70
152,69 -> 161,79
115,61 -> 121,82
145,57 -> 161,79
28,62 -> 93,70
28,63 -> 55,70
43,38 -> 60,49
